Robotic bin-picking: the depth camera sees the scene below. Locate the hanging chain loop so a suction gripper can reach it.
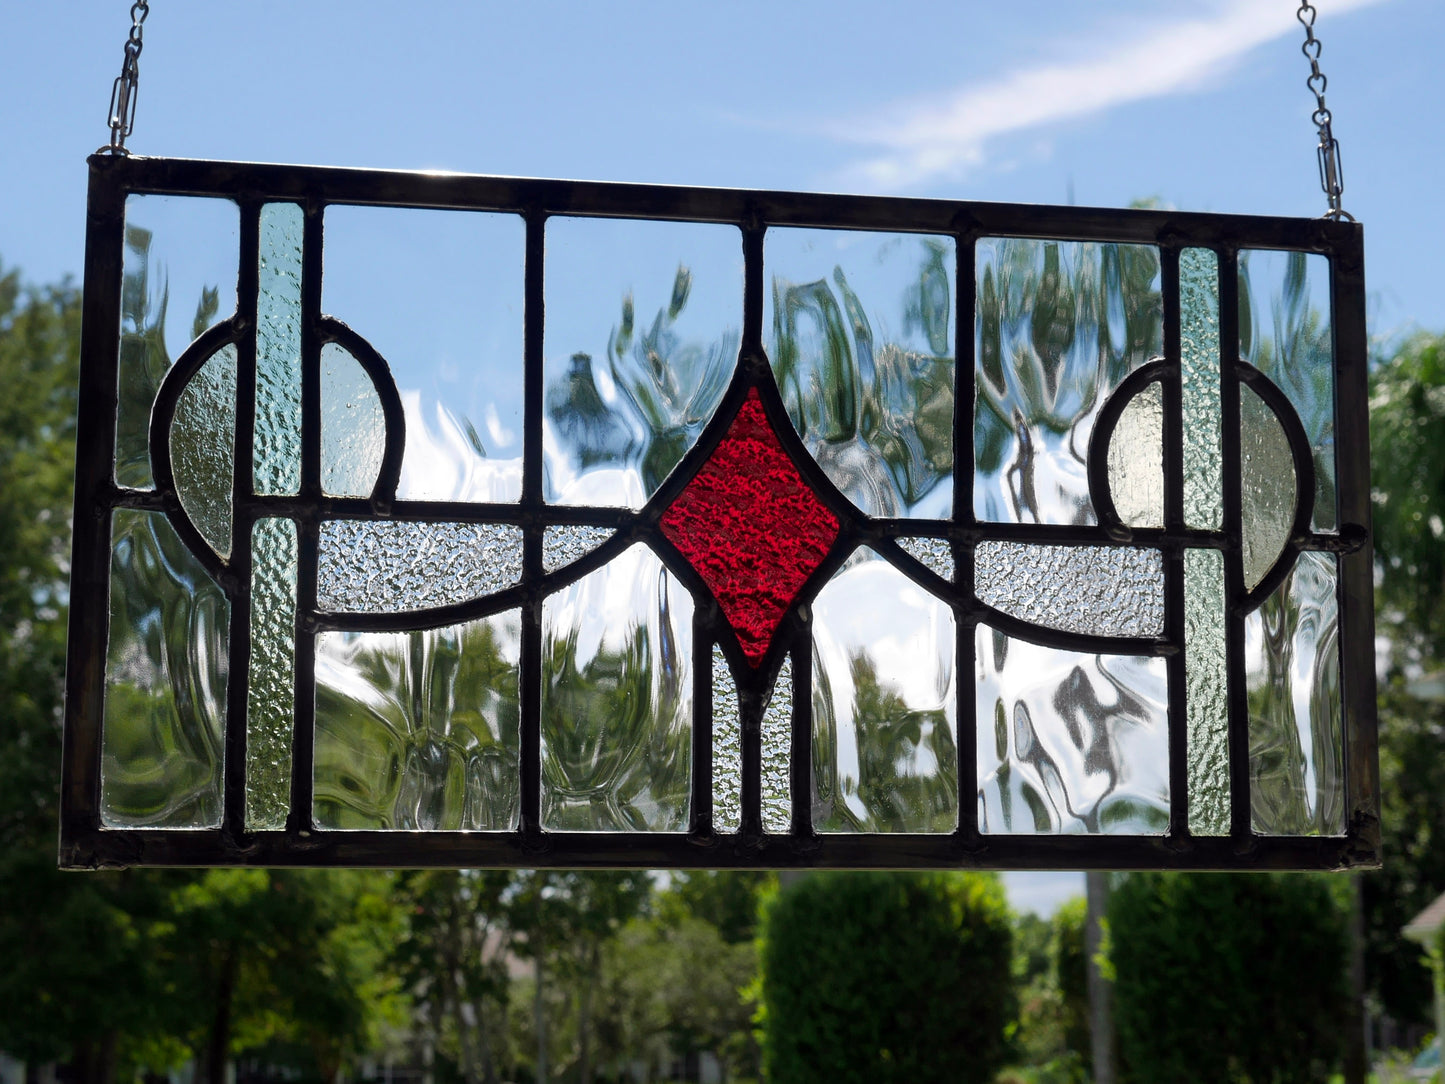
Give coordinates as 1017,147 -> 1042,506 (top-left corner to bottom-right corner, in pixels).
98,1 -> 151,156
1297,2 -> 1353,221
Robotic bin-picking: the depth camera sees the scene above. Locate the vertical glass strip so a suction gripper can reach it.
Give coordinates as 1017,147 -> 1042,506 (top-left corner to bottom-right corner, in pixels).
761,657 -> 793,833
1180,248 -> 1222,530
1184,549 -> 1229,835
246,517 -> 298,829
254,203 -> 304,496
712,645 -> 742,834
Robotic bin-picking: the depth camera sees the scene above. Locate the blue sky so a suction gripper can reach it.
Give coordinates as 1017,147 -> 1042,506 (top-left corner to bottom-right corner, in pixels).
4,0 -> 1434,912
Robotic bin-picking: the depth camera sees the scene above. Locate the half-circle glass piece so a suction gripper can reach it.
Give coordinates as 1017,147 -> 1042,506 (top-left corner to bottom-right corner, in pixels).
170,343 -> 237,558
1104,380 -> 1164,529
321,341 -> 388,498
1241,383 -> 1298,590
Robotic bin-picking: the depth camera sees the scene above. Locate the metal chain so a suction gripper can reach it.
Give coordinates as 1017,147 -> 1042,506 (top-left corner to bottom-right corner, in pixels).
98,1 -> 151,156
1297,2 -> 1353,221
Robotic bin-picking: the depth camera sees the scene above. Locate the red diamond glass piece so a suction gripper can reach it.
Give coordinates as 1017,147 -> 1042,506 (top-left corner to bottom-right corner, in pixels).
660,389 -> 839,666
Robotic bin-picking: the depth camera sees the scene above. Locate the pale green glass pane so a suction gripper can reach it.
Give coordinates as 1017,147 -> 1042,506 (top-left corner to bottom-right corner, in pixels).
975,542 -> 1164,638
977,625 -> 1168,834
321,341 -> 386,497
766,229 -> 955,518
1181,247 -> 1223,530
102,511 -> 227,827
1239,250 -> 1336,531
762,657 -> 793,834
254,203 -> 304,496
1185,548 -> 1230,836
712,644 -> 742,834
1248,551 -> 1344,835
246,517 -> 297,830
117,195 -> 239,489
317,522 -> 522,613
1106,381 -> 1164,528
541,544 -> 693,831
542,525 -> 615,573
314,613 -> 522,830
812,548 -> 957,833
898,537 -> 954,581
1240,384 -> 1298,590
976,238 -> 1163,524
171,344 -> 237,558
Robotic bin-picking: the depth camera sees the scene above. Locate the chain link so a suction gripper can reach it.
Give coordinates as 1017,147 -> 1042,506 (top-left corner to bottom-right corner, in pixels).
98,1 -> 151,156
1297,2 -> 1352,221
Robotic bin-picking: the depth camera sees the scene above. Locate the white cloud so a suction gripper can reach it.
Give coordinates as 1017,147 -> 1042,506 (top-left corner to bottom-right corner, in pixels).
834,0 -> 1391,190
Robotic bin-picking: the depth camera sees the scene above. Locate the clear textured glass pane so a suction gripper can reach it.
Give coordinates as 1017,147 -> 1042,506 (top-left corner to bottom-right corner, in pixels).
1181,247 -> 1223,530
246,517 -> 297,829
1248,551 -> 1343,835
976,238 -> 1162,524
1240,383 -> 1297,590
317,521 -> 523,613
975,542 -> 1164,638
1105,381 -> 1165,528
712,644 -> 742,834
544,218 -> 741,508
1185,548 -> 1230,836
314,613 -> 522,830
1239,250 -> 1335,531
541,544 -> 693,830
117,195 -> 239,489
762,657 -> 793,834
102,511 -> 227,827
171,344 -> 237,558
254,203 -> 304,496
324,207 -> 525,502
897,537 -> 954,581
812,548 -> 957,833
542,525 -> 615,573
977,625 -> 1169,834
321,341 -> 387,497
766,229 -> 955,519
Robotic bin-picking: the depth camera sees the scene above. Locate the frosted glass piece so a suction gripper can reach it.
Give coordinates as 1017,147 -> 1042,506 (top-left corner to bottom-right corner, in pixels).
977,626 -> 1169,834
1185,549 -> 1230,836
317,521 -> 523,613
1240,384 -> 1297,590
542,525 -> 615,573
541,544 -> 693,830
171,344 -> 237,558
975,542 -> 1164,638
765,229 -> 955,519
314,612 -> 522,830
246,517 -> 297,829
1248,551 -> 1343,835
321,341 -> 386,497
117,195 -> 239,489
254,203 -> 304,496
812,548 -> 958,833
898,537 -> 954,581
1106,381 -> 1165,528
976,238 -> 1162,524
102,511 -> 227,827
1239,250 -> 1335,531
762,657 -> 793,834
545,218 -> 741,508
325,207 -> 525,502
712,645 -> 742,834
1181,248 -> 1223,530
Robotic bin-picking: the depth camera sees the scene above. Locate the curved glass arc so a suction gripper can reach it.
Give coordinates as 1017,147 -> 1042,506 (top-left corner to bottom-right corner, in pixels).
170,343 -> 237,559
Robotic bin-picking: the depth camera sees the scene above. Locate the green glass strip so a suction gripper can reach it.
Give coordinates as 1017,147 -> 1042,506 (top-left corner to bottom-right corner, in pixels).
1180,248 -> 1222,530
246,516 -> 298,829
1185,548 -> 1229,836
254,203 -> 304,496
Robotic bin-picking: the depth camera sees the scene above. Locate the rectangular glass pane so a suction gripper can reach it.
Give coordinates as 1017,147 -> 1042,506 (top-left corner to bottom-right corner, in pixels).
762,657 -> 793,834
254,203 -> 304,496
541,544 -> 693,831
1181,247 -> 1222,530
712,645 -> 742,834
975,542 -> 1164,638
544,217 -> 742,508
1248,551 -> 1344,835
102,511 -> 227,827
246,517 -> 297,829
117,195 -> 238,489
314,613 -> 522,830
975,238 -> 1163,524
766,228 -> 955,519
317,521 -> 522,613
1185,549 -> 1229,836
323,207 -> 525,502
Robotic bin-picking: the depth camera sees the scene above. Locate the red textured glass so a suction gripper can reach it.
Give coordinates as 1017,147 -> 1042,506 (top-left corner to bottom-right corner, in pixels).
660,389 -> 839,666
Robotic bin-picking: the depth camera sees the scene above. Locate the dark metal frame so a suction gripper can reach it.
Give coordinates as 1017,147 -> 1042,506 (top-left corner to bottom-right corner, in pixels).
61,154 -> 1378,870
